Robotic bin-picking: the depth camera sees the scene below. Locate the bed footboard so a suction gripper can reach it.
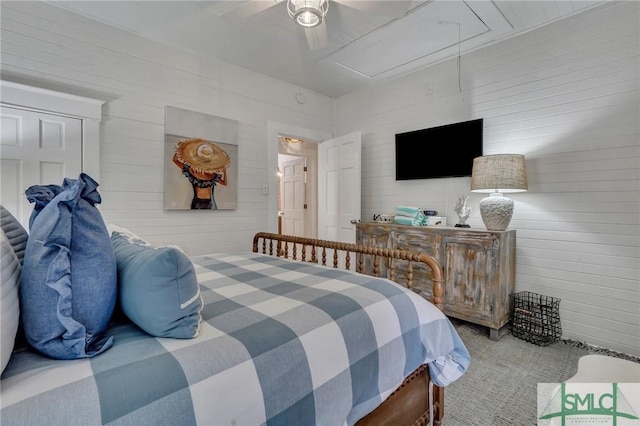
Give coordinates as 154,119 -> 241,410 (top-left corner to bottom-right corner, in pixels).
252,232 -> 444,310
355,364 -> 445,426
252,232 -> 446,426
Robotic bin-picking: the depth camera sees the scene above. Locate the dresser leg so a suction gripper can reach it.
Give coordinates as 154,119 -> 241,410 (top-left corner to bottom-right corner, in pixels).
489,325 -> 508,341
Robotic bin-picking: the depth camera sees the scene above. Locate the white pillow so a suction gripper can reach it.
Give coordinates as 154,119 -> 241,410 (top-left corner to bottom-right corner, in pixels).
1,230 -> 21,373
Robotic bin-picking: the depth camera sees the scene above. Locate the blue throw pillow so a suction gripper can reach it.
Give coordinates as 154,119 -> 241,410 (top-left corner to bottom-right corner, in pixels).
20,174 -> 117,360
110,227 -> 202,339
24,184 -> 62,231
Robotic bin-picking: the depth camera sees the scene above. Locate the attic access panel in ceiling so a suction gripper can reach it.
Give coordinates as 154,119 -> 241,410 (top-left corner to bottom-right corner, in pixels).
322,0 -> 512,80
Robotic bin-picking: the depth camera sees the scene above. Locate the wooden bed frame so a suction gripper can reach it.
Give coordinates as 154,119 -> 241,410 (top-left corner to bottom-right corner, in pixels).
252,232 -> 446,426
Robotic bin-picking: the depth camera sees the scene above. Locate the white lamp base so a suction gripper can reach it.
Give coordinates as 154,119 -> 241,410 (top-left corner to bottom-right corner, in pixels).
479,193 -> 514,231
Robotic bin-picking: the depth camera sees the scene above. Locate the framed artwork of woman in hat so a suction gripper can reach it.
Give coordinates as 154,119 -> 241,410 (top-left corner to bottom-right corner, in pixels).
163,106 -> 238,211
172,138 -> 231,210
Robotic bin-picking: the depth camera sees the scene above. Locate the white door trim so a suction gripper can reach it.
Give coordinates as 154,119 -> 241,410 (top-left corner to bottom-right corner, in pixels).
0,80 -> 104,181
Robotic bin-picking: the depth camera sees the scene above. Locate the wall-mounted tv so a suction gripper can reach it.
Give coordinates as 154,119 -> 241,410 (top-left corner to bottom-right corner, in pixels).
395,118 -> 483,180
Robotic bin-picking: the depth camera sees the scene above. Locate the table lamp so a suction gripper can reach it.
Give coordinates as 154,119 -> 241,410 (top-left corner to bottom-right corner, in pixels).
471,154 -> 527,231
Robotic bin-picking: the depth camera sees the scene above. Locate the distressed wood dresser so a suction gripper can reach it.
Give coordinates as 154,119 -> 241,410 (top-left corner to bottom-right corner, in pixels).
356,223 -> 516,340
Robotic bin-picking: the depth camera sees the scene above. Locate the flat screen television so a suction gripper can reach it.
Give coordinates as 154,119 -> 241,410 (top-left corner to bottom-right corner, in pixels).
395,118 -> 483,180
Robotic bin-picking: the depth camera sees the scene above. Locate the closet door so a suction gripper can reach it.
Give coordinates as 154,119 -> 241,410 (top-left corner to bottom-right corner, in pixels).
0,106 -> 82,229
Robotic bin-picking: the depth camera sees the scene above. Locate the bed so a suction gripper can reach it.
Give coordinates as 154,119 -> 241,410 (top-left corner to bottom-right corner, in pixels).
0,224 -> 469,426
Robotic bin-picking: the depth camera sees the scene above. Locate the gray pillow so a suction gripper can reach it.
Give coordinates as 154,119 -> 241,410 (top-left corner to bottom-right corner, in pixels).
1,230 -> 21,373
0,206 -> 28,264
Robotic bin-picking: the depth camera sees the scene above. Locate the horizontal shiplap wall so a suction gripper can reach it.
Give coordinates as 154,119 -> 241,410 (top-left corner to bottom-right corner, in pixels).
335,2 -> 639,355
0,1 -> 333,254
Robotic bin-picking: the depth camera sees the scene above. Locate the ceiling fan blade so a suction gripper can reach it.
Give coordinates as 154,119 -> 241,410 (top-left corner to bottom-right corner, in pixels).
335,0 -> 416,18
220,0 -> 280,21
305,21 -> 328,50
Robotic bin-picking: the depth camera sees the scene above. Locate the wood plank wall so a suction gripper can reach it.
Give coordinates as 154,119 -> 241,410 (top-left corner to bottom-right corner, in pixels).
1,1 -> 637,355
0,1 -> 333,255
334,2 -> 639,355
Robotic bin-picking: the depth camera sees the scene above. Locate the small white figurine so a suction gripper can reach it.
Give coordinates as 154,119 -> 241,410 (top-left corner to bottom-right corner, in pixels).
454,195 -> 472,228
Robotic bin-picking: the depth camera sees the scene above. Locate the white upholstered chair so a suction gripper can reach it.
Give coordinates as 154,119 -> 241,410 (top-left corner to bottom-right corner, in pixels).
566,355 -> 640,383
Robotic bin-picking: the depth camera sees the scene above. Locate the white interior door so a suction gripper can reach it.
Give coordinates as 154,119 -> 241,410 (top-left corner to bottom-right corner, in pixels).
318,131 -> 361,243
281,156 -> 306,237
0,106 -> 82,228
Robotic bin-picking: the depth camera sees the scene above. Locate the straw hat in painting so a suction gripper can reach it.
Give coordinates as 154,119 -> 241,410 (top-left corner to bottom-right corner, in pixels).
173,138 -> 230,181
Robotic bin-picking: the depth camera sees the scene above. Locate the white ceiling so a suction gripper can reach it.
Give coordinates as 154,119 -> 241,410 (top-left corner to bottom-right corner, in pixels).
49,0 -> 607,98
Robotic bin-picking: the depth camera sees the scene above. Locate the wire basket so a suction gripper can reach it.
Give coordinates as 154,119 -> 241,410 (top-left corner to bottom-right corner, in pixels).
510,291 -> 561,346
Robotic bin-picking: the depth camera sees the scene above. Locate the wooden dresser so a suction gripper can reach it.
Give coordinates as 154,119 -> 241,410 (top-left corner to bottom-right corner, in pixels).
356,223 -> 516,340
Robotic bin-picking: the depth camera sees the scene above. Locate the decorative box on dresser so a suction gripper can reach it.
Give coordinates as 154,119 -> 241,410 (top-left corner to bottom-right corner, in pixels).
356,223 -> 516,340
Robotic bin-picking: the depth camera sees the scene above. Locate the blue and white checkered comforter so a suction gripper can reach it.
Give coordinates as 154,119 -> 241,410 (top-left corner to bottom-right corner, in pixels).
1,252 -> 469,426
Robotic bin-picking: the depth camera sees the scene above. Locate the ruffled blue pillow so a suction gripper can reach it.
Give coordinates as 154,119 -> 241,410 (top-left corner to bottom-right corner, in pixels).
20,174 -> 117,359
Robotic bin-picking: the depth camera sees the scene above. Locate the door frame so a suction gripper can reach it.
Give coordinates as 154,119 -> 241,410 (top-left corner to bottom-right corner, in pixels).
267,121 -> 331,235
0,80 -> 104,181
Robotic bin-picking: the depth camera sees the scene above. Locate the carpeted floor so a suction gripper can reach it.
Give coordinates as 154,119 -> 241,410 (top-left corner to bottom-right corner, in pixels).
442,319 -> 638,426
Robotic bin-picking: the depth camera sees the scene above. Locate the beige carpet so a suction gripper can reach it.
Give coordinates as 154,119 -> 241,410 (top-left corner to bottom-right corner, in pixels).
443,320 -> 591,426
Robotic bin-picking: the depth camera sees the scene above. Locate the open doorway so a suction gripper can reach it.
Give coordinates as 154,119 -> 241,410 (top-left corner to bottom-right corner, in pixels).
277,135 -> 318,239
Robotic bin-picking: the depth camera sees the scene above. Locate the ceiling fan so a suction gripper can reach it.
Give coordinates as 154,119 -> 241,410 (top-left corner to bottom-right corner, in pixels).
221,0 -> 417,50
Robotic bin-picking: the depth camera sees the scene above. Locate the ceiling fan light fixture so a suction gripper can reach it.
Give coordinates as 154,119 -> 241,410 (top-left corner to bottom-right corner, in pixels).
287,0 -> 328,28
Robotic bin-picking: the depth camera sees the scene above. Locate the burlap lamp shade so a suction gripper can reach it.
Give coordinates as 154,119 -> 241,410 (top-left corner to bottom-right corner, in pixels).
471,154 -> 527,231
